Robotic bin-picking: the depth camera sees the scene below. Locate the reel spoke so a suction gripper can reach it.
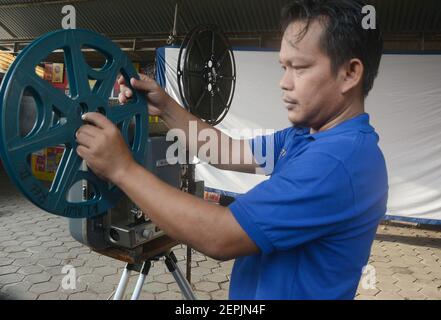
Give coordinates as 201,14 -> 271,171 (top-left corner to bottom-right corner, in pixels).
50,148 -> 83,204
8,125 -> 71,158
211,31 -> 216,57
187,70 -> 204,79
120,119 -> 132,147
210,94 -> 214,124
93,53 -> 125,99
65,40 -> 91,98
24,74 -> 76,115
219,75 -> 235,81
216,89 -> 228,107
194,38 -> 206,59
195,90 -> 208,111
216,49 -> 230,67
107,102 -> 146,124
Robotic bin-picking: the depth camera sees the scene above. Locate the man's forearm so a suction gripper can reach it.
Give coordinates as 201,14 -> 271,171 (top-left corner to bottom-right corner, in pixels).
160,99 -> 258,173
116,160 -> 233,258
161,98 -> 226,162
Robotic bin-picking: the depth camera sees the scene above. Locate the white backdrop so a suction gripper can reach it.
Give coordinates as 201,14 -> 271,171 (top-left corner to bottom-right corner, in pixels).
157,47 -> 441,224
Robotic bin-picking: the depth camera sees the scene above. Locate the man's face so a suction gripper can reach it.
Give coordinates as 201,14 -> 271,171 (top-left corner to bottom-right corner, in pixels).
279,20 -> 344,130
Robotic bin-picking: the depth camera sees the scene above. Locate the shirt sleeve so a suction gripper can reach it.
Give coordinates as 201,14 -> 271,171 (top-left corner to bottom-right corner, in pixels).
229,151 -> 356,254
248,128 -> 293,175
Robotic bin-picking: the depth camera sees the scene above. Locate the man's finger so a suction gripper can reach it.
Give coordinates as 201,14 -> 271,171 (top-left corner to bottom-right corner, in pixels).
76,145 -> 89,160
130,76 -> 157,92
76,131 -> 95,149
138,73 -> 150,81
117,75 -> 126,85
118,76 -> 133,97
81,112 -> 113,129
76,124 -> 100,139
118,91 -> 131,104
121,85 -> 133,98
118,92 -> 128,104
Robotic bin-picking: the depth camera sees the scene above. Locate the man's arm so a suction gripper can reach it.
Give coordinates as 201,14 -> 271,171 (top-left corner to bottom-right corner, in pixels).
118,161 -> 259,261
123,76 -> 260,174
76,113 -> 260,261
160,97 -> 258,174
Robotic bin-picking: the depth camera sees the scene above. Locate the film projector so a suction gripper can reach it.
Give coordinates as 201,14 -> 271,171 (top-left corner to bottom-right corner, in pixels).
0,25 -> 236,299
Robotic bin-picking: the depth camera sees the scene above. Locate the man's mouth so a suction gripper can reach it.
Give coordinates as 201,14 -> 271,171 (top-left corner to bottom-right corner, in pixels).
284,100 -> 299,110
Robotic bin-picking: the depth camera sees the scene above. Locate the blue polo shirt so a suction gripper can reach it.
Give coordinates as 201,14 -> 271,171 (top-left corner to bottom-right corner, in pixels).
228,113 -> 388,300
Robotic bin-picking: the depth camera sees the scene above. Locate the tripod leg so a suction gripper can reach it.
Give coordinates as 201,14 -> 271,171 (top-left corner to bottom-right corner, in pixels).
130,261 -> 152,300
114,263 -> 133,300
186,246 -> 192,283
165,252 -> 197,300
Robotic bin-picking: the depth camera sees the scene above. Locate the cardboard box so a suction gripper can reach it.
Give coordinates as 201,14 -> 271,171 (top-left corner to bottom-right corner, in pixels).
52,63 -> 64,83
44,63 -> 53,82
31,146 -> 65,181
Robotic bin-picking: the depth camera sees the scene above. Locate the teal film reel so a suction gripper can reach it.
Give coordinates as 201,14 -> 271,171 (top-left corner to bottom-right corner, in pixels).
0,29 -> 148,218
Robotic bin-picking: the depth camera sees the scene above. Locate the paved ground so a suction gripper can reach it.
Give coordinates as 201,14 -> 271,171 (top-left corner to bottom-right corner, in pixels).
0,168 -> 440,300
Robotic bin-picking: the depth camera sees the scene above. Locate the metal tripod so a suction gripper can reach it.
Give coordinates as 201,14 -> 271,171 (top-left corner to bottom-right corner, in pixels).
113,251 -> 196,300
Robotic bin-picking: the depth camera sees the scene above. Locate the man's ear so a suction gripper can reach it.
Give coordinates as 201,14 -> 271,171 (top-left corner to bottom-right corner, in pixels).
340,58 -> 364,95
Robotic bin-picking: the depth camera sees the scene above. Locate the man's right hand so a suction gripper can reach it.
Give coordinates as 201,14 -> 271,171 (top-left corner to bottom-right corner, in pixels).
118,74 -> 171,117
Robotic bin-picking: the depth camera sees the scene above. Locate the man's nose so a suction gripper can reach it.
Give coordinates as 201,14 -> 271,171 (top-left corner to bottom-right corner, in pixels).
279,71 -> 294,91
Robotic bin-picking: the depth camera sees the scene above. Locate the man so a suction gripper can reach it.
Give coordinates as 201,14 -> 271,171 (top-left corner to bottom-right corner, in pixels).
75,0 -> 388,299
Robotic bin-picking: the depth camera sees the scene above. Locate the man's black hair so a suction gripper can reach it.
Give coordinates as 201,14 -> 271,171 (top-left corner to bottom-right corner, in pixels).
281,0 -> 383,97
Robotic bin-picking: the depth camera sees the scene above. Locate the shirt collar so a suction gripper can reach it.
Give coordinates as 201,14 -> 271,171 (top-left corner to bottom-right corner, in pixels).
297,113 -> 374,140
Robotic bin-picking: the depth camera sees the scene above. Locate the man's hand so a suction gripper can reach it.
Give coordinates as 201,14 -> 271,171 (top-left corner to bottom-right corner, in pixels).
118,74 -> 172,117
76,112 -> 135,185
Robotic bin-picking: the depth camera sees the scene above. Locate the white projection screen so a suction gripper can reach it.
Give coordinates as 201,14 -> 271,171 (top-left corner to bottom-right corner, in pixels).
157,47 -> 441,224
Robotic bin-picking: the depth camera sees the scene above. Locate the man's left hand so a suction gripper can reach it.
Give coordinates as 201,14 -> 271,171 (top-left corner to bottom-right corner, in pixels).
76,112 -> 135,184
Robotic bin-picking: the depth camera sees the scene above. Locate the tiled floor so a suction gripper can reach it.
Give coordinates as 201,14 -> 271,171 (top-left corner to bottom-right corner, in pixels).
0,167 -> 440,300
